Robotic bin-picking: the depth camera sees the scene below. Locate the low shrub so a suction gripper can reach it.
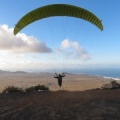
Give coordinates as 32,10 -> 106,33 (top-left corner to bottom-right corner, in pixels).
2,86 -> 23,93
25,84 -> 49,92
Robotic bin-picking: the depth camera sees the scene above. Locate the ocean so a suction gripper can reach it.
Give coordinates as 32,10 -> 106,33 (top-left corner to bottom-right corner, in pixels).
32,67 -> 120,81
64,68 -> 120,80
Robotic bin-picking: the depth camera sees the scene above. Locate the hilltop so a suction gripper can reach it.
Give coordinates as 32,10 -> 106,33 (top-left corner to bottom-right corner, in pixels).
0,89 -> 120,120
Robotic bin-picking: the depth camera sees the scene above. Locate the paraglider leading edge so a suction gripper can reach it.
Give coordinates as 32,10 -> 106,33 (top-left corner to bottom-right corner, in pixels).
14,4 -> 103,35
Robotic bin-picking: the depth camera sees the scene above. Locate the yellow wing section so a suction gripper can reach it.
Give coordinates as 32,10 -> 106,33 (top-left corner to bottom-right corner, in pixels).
14,4 -> 103,35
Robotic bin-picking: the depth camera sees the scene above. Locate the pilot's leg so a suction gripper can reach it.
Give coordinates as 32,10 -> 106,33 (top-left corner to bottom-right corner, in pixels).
58,79 -> 62,87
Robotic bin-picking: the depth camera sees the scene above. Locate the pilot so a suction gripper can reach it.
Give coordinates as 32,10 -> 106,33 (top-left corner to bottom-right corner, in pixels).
54,73 -> 65,87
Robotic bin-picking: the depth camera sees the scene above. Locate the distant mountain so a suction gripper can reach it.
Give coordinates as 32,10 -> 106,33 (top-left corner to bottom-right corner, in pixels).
0,70 -> 27,74
0,70 -> 10,73
0,70 -> 73,75
14,71 -> 27,74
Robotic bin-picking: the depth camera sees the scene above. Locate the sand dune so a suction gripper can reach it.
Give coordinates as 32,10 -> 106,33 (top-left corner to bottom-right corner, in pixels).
0,71 -> 114,92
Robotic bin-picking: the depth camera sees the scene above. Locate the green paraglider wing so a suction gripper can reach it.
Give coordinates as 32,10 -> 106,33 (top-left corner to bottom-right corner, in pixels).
14,4 -> 103,35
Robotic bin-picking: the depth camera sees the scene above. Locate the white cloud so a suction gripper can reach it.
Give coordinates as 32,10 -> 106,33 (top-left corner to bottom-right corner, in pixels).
61,39 -> 70,48
0,24 -> 52,53
59,39 -> 91,61
0,24 -> 91,71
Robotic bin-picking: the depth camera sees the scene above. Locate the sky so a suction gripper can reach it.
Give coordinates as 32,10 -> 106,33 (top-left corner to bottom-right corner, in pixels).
0,0 -> 120,72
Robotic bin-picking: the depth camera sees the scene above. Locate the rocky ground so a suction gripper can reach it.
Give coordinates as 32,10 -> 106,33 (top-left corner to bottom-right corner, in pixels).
0,89 -> 120,120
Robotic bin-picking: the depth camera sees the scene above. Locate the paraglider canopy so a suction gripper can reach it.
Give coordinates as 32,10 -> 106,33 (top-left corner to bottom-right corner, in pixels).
14,4 -> 103,35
